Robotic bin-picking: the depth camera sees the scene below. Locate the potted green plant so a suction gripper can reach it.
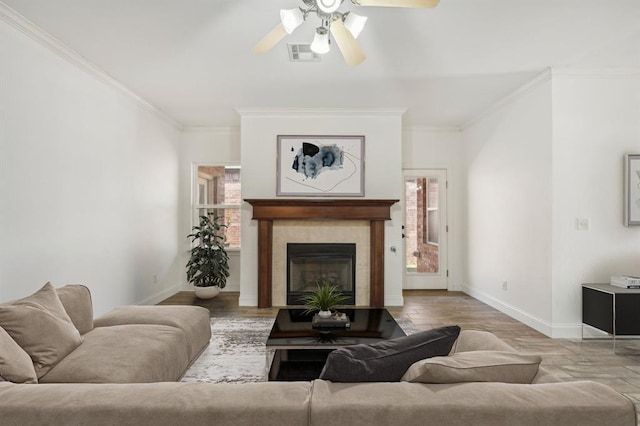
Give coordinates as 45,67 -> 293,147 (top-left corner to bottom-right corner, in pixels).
186,215 -> 230,299
298,280 -> 349,318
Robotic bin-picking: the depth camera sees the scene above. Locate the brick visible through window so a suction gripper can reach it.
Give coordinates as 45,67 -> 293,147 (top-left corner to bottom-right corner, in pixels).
195,165 -> 241,249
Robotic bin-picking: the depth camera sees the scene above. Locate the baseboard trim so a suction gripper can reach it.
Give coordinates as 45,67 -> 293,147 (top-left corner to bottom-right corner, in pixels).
138,285 -> 181,306
462,285 -> 553,337
239,294 -> 258,307
385,295 -> 404,307
552,323 -> 585,339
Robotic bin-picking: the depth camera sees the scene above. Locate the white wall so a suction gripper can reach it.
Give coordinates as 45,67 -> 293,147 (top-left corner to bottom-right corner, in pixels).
551,71 -> 640,336
179,128 -> 241,292
459,70 -> 640,338
461,75 -> 554,335
238,109 -> 405,307
5,6 -> 635,336
0,19 -> 182,315
402,127 -> 464,290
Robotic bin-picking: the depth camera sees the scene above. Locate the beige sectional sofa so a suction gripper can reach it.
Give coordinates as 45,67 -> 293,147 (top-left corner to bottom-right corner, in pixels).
0,284 -> 637,426
0,283 -> 211,384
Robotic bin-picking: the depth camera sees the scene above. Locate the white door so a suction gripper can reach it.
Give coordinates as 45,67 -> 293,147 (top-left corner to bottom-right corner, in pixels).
403,169 -> 448,289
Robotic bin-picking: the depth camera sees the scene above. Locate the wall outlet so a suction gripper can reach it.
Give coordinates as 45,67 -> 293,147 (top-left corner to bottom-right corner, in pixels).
502,280 -> 508,291
576,218 -> 590,231
153,275 -> 158,284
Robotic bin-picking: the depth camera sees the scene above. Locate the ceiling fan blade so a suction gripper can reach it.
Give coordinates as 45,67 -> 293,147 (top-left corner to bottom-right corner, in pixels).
353,0 -> 439,7
252,23 -> 288,54
330,19 -> 366,67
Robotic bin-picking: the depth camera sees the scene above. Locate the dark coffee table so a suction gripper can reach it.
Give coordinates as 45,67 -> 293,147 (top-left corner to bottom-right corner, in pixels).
266,308 -> 406,381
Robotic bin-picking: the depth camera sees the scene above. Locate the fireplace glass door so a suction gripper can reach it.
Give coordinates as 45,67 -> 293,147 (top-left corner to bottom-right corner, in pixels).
287,243 -> 356,306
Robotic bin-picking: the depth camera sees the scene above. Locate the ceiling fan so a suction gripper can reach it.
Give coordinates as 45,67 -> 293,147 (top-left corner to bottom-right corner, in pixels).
252,0 -> 440,67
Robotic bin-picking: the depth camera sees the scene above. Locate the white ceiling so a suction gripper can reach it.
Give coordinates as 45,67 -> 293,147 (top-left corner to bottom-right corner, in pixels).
3,0 -> 640,128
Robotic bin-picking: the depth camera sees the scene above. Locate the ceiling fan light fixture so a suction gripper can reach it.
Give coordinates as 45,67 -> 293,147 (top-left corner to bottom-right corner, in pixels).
256,0 -> 439,64
280,8 -> 305,34
310,28 -> 330,54
343,12 -> 368,39
316,0 -> 342,14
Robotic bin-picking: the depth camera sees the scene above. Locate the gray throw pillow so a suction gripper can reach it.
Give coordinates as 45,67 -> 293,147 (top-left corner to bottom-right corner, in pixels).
319,325 -> 461,382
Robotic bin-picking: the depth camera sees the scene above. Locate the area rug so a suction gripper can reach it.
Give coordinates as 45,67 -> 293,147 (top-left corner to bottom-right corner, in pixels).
181,316 -> 420,384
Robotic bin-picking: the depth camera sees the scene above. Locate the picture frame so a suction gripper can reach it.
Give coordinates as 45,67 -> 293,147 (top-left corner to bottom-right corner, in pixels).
624,154 -> 640,226
276,135 -> 365,197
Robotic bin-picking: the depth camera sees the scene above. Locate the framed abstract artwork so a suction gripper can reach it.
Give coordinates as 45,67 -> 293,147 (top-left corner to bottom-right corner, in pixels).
276,135 -> 365,197
624,154 -> 640,226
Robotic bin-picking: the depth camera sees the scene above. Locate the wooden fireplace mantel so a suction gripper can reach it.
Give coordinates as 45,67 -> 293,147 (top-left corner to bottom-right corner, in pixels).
245,199 -> 399,308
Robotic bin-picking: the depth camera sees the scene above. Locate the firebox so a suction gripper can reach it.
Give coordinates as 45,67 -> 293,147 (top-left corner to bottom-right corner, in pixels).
286,243 -> 356,306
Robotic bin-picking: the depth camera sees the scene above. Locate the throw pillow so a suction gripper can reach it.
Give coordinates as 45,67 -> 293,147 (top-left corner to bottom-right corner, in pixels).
0,327 -> 38,384
55,285 -> 94,335
319,325 -> 461,382
401,350 -> 541,384
0,282 -> 83,378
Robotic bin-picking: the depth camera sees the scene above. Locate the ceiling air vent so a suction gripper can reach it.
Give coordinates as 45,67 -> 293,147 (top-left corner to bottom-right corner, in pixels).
287,44 -> 321,62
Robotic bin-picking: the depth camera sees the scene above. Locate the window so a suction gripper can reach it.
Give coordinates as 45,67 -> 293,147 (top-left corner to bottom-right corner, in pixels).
426,177 -> 439,245
193,165 -> 241,249
418,177 -> 439,246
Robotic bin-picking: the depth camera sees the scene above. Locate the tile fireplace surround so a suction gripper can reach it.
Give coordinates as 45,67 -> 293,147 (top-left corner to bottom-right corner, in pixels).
245,199 -> 398,308
274,221 -> 366,307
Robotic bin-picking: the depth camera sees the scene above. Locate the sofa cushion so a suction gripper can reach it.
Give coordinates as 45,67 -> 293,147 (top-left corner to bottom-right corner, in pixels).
531,366 -> 561,384
0,283 -> 83,378
0,381 -> 314,426
0,327 -> 38,384
451,329 -> 515,353
401,350 -> 542,384
319,325 -> 461,382
39,324 -> 191,383
309,380 -> 637,426
94,305 -> 211,359
56,285 -> 94,335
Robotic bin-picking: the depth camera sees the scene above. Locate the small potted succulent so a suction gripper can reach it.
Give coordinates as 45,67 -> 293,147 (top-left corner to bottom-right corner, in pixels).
299,280 -> 349,318
186,215 -> 230,299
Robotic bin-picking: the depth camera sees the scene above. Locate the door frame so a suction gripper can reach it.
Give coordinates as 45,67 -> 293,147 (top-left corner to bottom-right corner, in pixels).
402,168 -> 448,290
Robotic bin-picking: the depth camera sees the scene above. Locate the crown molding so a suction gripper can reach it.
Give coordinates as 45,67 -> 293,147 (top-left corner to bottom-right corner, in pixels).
460,68 -> 552,131
403,125 -> 462,133
182,126 -> 241,134
0,2 -> 184,131
460,67 -> 640,131
552,68 -> 640,79
235,107 -> 407,118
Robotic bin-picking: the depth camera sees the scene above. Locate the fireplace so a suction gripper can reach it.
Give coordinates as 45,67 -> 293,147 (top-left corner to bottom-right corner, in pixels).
287,243 -> 356,306
245,199 -> 399,308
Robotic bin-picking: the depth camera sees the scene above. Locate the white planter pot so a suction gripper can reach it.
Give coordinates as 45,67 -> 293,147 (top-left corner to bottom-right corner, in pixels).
318,310 -> 332,319
194,286 -> 220,299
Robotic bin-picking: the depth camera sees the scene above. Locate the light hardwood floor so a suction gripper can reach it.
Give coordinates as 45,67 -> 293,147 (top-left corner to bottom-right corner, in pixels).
159,289 -> 640,413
